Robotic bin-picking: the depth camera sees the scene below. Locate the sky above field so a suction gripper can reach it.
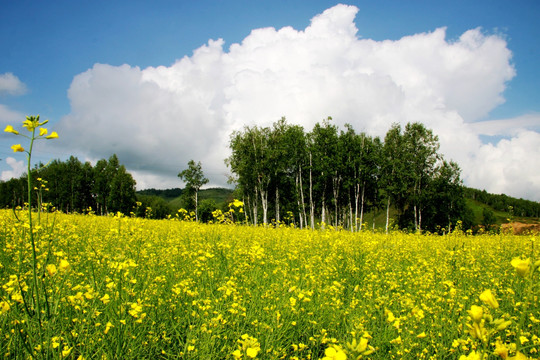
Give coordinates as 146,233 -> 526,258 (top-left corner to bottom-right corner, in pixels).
0,0 -> 539,201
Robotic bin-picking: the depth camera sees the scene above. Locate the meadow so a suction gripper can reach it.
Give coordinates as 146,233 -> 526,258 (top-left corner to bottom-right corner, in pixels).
0,209 -> 538,360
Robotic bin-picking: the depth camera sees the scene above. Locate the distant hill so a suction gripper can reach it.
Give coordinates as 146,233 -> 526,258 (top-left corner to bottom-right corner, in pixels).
136,188 -> 183,201
463,187 -> 540,220
137,187 -> 235,210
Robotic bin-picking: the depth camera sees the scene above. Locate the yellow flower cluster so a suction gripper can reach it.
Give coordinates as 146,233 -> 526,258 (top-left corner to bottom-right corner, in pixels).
0,210 -> 538,359
4,115 -> 58,154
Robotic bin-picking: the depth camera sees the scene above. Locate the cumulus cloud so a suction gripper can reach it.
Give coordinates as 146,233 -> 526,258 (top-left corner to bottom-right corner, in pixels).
55,4 -> 539,200
0,73 -> 27,96
469,113 -> 540,136
0,157 -> 25,181
0,104 -> 24,125
466,130 -> 540,200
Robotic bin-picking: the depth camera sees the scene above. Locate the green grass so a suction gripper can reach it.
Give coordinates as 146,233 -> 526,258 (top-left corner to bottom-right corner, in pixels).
168,187 -> 234,211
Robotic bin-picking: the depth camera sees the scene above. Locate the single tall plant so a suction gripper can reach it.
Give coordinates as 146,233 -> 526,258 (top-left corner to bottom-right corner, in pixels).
4,115 -> 58,355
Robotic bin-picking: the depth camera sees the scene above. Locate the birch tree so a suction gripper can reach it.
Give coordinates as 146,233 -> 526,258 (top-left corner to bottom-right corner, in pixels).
178,160 -> 209,222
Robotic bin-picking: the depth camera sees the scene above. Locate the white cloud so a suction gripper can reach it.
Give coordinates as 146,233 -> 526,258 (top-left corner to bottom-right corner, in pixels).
1,157 -> 25,181
55,4 -> 539,200
469,113 -> 540,136
0,73 -> 27,96
0,104 -> 24,125
465,130 -> 540,200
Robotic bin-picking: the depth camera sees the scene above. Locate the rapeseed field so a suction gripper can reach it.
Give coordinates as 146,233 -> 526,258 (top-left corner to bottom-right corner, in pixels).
0,209 -> 538,359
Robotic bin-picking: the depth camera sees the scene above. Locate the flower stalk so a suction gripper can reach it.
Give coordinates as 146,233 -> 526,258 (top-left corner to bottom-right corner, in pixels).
4,115 -> 59,356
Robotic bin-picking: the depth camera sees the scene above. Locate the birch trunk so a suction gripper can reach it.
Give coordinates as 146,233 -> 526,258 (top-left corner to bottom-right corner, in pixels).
385,197 -> 391,234
275,187 -> 280,223
309,153 -> 315,230
359,184 -> 365,231
260,188 -> 268,226
299,166 -> 307,228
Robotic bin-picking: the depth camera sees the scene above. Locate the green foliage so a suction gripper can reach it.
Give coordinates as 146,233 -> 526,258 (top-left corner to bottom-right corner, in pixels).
482,207 -> 497,231
0,154 -> 137,215
178,160 -> 209,221
228,118 -> 469,232
136,188 -> 183,200
135,195 -> 174,219
464,187 -> 540,219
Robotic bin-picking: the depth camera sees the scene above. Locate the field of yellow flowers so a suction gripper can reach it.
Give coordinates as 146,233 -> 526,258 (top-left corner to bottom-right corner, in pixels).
0,209 -> 538,359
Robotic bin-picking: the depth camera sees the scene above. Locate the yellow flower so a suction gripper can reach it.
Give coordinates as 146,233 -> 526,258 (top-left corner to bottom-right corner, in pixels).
346,337 -> 374,356
62,346 -> 72,358
508,352 -> 529,360
39,128 -> 48,136
479,289 -> 499,309
322,345 -> 347,360
417,332 -> 427,338
46,264 -> 57,276
386,309 -> 396,322
459,350 -> 482,360
468,322 -> 488,341
23,118 -> 38,131
103,321 -> 114,335
0,301 -> 10,314
246,347 -> 259,358
11,144 -> 24,152
511,257 -> 531,278
59,259 -> 70,272
493,340 -> 509,358
468,305 -> 483,323
492,318 -> 512,331
100,293 -> 110,304
46,131 -> 59,139
4,125 -> 18,134
231,199 -> 244,207
129,302 -> 143,318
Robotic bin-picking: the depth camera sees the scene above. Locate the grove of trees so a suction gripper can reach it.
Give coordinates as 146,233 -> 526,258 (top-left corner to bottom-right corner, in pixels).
0,154 -> 137,215
227,117 -> 470,233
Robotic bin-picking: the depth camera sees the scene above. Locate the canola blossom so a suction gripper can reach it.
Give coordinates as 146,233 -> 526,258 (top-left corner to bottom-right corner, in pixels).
10,144 -> 24,152
0,210 -> 538,359
4,125 -> 19,135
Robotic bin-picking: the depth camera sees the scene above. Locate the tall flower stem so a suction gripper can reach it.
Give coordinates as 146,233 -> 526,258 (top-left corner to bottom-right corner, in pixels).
4,115 -> 58,358
26,128 -> 42,326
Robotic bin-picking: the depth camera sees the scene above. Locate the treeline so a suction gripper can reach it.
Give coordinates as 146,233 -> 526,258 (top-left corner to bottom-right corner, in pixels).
227,117 -> 471,232
0,154 -> 137,215
464,187 -> 540,218
137,188 -> 183,200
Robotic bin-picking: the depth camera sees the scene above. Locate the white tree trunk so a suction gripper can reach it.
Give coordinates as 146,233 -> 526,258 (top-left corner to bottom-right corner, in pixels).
385,197 -> 391,234
260,188 -> 268,226
309,153 -> 315,230
359,184 -> 365,231
354,183 -> 360,232
275,187 -> 280,223
195,190 -> 199,222
253,190 -> 258,226
299,166 -> 307,228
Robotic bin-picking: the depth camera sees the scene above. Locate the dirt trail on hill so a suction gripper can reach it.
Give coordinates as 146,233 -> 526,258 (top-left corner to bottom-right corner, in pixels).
501,222 -> 540,235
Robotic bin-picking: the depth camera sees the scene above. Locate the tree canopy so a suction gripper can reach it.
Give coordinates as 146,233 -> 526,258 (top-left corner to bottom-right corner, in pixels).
0,154 -> 137,215
227,118 -> 469,233
178,160 -> 209,221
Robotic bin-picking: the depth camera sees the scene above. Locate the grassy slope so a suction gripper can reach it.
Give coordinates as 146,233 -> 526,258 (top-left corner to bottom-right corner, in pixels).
466,198 -> 539,225
168,188 -> 234,210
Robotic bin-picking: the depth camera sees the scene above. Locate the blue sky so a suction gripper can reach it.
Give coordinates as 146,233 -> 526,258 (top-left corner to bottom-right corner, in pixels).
1,0 -> 539,200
